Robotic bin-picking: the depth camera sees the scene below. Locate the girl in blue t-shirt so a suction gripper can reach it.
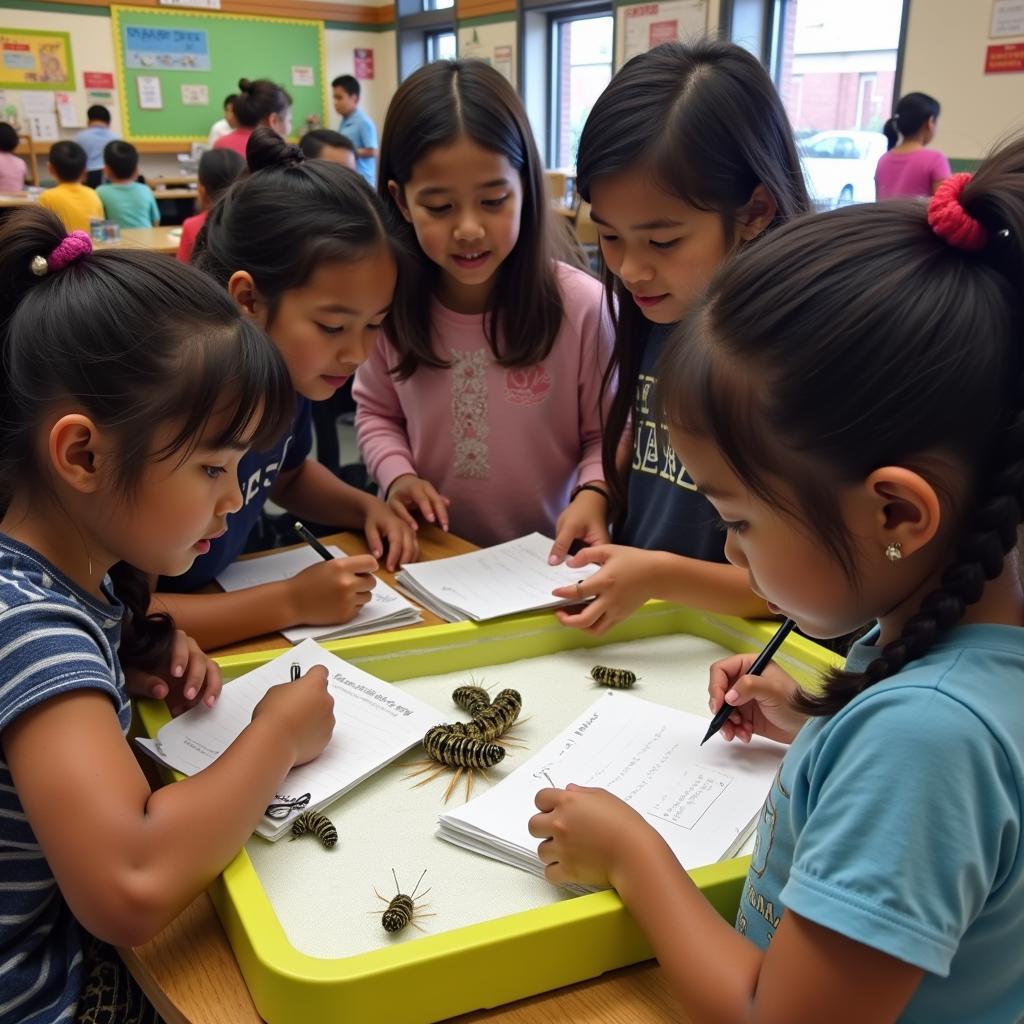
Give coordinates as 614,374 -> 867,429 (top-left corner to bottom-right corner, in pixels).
549,41 -> 811,634
153,127 -> 416,650
531,145 -> 1024,1021
0,208 -> 335,1024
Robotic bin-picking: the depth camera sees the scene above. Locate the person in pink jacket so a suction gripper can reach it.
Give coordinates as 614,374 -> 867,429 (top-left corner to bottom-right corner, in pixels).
354,60 -> 613,550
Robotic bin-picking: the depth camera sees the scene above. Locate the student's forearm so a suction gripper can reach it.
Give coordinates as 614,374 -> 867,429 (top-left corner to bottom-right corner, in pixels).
647,553 -> 770,619
271,459 -> 375,527
612,831 -> 763,1024
151,582 -> 300,650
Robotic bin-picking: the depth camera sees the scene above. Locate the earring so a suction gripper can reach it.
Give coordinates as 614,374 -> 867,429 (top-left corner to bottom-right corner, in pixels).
885,542 -> 902,563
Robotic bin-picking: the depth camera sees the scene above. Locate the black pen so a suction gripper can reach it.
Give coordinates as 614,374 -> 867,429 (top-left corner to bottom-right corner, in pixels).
701,618 -> 797,746
293,520 -> 334,562
290,663 -> 302,681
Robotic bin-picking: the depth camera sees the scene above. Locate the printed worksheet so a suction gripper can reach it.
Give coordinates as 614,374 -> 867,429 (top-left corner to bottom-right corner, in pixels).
136,639 -> 443,840
439,692 -> 785,883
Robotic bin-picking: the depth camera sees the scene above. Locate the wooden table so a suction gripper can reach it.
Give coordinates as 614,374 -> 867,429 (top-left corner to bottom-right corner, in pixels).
0,191 -> 36,209
123,526 -> 682,1023
94,226 -> 181,254
151,188 -> 199,201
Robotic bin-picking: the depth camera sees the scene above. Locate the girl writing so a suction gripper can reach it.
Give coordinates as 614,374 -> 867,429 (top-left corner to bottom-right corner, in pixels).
531,145 -> 1024,1021
0,208 -> 335,1024
156,128 -> 416,650
353,60 -> 613,549
548,40 -> 811,633
214,77 -> 292,158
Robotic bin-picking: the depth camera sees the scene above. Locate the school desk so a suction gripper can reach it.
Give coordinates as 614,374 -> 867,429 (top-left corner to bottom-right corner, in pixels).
94,226 -> 181,254
122,525 -> 690,1023
0,191 -> 36,209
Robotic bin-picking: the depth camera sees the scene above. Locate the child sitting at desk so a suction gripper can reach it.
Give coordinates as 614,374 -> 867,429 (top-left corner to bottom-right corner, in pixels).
38,140 -> 102,233
0,123 -> 26,193
97,141 -> 160,229
177,147 -> 245,263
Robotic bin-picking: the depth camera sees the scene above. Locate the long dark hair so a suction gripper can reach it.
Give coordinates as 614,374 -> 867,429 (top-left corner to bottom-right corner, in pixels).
378,59 -> 563,380
883,92 -> 940,150
659,138 -> 1024,715
575,40 -> 811,525
0,207 -> 294,668
194,127 -> 403,327
232,77 -> 291,129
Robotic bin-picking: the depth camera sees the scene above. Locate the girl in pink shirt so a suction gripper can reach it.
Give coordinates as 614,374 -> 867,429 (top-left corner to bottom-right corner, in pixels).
176,147 -> 244,263
0,123 -> 26,193
354,61 -> 613,549
875,92 -> 951,200
213,77 -> 292,159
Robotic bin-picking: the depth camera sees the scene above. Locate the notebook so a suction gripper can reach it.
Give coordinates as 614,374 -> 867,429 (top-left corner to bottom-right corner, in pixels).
394,532 -> 600,622
438,692 -> 785,889
216,545 -> 422,642
136,639 -> 444,840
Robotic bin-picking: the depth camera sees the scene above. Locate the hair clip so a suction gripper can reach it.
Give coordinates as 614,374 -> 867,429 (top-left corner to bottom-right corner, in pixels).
30,255 -> 48,276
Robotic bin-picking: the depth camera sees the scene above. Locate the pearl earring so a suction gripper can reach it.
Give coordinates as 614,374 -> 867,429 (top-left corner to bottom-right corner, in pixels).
885,542 -> 902,563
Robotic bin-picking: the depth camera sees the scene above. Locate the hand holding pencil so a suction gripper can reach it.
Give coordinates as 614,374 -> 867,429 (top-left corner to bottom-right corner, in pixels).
287,521 -> 378,627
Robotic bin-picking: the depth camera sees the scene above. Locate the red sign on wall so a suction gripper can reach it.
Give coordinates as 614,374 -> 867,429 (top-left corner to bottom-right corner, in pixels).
985,43 -> 1024,74
354,48 -> 374,80
83,71 -> 115,88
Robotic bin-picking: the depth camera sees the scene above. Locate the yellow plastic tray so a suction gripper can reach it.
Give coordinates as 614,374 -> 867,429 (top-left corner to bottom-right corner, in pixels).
137,603 -> 838,1023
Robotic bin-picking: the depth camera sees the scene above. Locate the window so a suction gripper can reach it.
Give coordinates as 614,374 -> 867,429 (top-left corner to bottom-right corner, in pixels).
549,11 -> 613,170
425,29 -> 457,62
424,0 -> 454,8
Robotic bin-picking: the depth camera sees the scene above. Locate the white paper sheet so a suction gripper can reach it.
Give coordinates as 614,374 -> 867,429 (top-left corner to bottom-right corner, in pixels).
136,639 -> 445,840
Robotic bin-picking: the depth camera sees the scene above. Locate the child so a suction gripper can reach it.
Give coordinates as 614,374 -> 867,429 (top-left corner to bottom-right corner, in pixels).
0,122 -> 26,192
208,92 -> 238,148
332,74 -> 377,186
531,144 -> 1024,1021
876,92 -> 952,199
97,140 -> 160,228
176,147 -> 245,263
0,207 -> 335,1024
300,127 -> 357,170
38,140 -> 102,233
74,104 -> 119,188
214,77 -> 292,158
547,41 -> 811,633
155,127 -> 415,650
353,60 -> 612,549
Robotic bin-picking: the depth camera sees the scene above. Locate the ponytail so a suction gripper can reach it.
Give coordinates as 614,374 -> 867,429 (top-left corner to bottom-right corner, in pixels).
883,115 -> 899,151
232,77 -> 291,129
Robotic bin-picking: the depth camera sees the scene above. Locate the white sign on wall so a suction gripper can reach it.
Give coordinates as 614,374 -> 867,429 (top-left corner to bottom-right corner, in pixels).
622,0 -> 707,62
991,0 -> 1024,38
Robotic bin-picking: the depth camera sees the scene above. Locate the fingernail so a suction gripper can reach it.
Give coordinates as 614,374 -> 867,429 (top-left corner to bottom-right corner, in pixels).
548,555 -> 559,565
185,688 -> 196,700
725,689 -> 737,704
374,548 -> 382,557
172,664 -> 184,678
206,694 -> 216,707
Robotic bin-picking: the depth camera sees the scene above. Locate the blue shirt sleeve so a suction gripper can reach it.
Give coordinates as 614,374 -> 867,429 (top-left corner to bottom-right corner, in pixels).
781,686 -> 1017,976
360,114 -> 377,151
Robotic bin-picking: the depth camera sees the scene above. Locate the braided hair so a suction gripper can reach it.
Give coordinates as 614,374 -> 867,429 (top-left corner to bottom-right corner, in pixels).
658,137 -> 1024,714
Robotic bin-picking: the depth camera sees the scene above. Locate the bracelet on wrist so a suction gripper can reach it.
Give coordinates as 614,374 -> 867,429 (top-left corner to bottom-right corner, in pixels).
571,482 -> 609,503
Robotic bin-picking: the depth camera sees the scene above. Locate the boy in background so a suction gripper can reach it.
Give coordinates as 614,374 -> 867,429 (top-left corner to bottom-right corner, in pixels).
74,105 -> 119,188
299,128 -> 356,170
332,75 -> 377,186
97,141 -> 160,228
0,123 -> 26,192
38,140 -> 102,232
208,94 -> 238,148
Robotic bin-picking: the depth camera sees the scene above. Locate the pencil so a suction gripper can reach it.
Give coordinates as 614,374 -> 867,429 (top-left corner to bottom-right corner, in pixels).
700,618 -> 797,746
293,520 -> 334,562
290,663 -> 302,681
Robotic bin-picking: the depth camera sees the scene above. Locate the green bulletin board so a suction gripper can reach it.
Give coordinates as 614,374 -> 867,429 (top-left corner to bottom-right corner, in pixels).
111,6 -> 324,142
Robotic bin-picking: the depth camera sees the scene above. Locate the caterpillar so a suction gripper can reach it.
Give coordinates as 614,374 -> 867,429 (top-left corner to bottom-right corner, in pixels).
591,665 -> 637,689
290,810 -> 338,849
422,725 -> 505,769
451,684 -> 490,717
375,868 -> 432,934
463,688 -> 522,741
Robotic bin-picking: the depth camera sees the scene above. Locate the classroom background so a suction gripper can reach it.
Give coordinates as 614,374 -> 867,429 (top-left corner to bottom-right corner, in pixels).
2,0 -> 1023,231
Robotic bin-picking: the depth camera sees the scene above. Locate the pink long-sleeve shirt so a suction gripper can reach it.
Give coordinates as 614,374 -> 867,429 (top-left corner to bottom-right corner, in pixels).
354,262 -> 613,548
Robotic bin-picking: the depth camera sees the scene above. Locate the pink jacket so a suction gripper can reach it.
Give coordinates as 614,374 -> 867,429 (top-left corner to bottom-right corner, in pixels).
354,262 -> 613,547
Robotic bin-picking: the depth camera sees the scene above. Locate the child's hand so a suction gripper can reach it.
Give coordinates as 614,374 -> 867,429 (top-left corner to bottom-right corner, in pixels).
528,784 -> 652,889
708,653 -> 806,745
386,474 -> 450,533
123,629 -> 223,715
362,496 -> 418,571
551,545 -> 656,635
287,555 -> 378,626
252,664 -> 335,766
548,489 -> 611,565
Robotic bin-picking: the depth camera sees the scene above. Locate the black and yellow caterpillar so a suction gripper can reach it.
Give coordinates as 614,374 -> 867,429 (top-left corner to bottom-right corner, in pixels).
290,810 -> 338,849
591,665 -> 637,689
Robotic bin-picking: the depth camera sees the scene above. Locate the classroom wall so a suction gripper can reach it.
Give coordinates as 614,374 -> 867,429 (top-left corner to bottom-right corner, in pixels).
900,0 -> 1024,162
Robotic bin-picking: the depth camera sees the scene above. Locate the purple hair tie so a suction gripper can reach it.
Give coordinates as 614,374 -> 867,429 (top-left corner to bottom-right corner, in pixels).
30,230 -> 92,276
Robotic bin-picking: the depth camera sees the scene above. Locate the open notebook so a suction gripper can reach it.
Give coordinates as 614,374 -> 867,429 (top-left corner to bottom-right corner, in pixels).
136,639 -> 444,840
438,692 -> 785,889
394,532 -> 599,622
216,545 -> 422,642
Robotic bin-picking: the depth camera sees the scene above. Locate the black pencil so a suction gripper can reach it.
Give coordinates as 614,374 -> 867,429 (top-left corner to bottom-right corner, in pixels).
290,663 -> 302,681
700,618 -> 797,746
293,520 -> 334,562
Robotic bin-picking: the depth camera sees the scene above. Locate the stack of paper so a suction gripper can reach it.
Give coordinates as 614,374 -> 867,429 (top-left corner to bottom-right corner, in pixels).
136,639 -> 444,840
217,545 -> 422,642
438,692 -> 785,888
394,533 -> 600,622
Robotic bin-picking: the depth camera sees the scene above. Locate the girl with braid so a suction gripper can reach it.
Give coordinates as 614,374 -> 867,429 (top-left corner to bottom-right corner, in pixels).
530,140 -> 1024,1021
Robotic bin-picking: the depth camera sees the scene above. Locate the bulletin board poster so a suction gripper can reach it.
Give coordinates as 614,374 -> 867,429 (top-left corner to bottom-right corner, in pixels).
621,1 -> 706,61
0,29 -> 75,91
124,25 -> 211,72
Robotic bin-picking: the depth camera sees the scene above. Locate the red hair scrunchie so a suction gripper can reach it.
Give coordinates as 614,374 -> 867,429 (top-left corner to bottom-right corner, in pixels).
927,172 -> 988,252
